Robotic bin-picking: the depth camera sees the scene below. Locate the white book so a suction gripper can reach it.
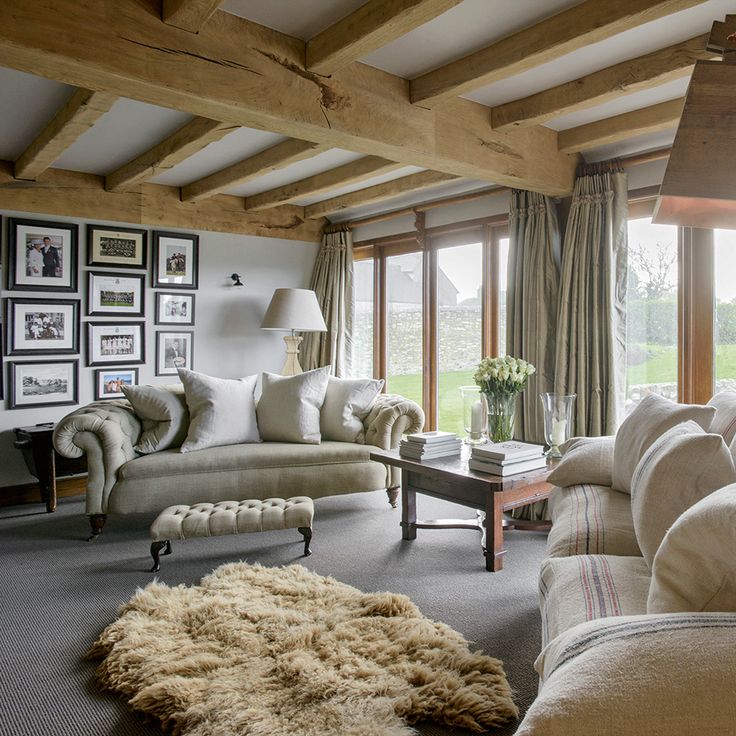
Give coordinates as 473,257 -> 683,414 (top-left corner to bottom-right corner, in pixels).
405,430 -> 458,445
470,449 -> 542,466
472,440 -> 545,462
400,441 -> 462,456
400,443 -> 462,459
401,438 -> 461,451
469,457 -> 547,476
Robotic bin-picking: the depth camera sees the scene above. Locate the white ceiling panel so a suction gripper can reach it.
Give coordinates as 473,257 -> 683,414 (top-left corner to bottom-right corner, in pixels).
225,148 -> 365,197
0,68 -> 75,161
53,99 -> 193,175
582,129 -> 677,164
150,127 -> 287,186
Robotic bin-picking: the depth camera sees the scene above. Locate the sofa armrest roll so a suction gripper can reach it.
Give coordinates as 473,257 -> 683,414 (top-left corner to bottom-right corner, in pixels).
53,400 -> 142,515
363,394 -> 424,451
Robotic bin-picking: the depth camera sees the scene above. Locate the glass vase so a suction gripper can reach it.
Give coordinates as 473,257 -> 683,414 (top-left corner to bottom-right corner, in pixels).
484,392 -> 516,443
460,386 -> 486,444
540,393 -> 576,458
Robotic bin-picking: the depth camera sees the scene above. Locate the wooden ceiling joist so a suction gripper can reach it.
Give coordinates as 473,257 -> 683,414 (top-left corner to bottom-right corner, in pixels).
245,155 -> 404,211
708,14 -> 736,51
305,169 -> 460,219
162,0 -> 225,33
181,139 -> 328,202
106,117 -> 236,192
492,34 -> 715,131
0,0 -> 577,196
306,0 -> 463,75
557,97 -> 685,154
14,88 -> 117,181
410,0 -> 708,107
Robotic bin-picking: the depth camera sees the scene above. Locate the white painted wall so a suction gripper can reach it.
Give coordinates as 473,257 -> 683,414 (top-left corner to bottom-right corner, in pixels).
0,209 -> 318,487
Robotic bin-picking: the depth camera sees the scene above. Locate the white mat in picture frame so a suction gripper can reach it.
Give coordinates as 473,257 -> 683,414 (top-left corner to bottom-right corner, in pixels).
156,331 -> 193,375
152,231 -> 198,289
86,322 -> 145,366
8,359 -> 79,409
155,292 -> 195,325
6,297 -> 80,356
94,367 -> 139,400
87,271 -> 145,317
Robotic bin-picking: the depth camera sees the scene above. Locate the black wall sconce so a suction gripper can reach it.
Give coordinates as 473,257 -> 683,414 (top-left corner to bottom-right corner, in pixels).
230,273 -> 244,287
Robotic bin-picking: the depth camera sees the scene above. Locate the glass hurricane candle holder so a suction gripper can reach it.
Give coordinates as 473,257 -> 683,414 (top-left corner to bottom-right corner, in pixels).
540,393 -> 576,458
460,386 -> 486,445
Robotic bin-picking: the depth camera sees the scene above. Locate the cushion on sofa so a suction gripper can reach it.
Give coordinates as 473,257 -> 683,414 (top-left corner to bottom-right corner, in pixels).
708,390 -> 736,444
320,376 -> 384,443
548,436 -> 615,488
178,369 -> 260,452
648,484 -> 736,614
631,421 -> 735,568
612,394 -> 715,494
121,383 -> 189,454
539,555 -> 650,647
546,484 -> 640,558
257,367 -> 330,444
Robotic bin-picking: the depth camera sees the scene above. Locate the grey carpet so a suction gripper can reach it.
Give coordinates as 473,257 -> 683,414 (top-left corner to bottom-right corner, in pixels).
0,490 -> 547,736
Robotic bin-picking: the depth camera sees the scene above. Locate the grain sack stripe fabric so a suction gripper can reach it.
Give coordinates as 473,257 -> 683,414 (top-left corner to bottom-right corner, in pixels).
539,572 -> 550,646
577,555 -> 621,621
569,485 -> 604,555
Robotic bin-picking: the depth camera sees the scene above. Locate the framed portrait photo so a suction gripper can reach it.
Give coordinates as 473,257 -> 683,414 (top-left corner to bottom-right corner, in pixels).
156,330 -> 193,376
5,297 -> 80,356
87,224 -> 147,270
155,292 -> 195,325
94,367 -> 139,400
8,218 -> 78,292
152,231 -> 198,289
8,359 -> 78,410
87,271 -> 145,317
87,321 -> 145,366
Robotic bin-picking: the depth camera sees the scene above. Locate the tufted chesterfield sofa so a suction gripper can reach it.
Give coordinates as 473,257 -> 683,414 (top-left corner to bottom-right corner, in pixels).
54,393 -> 423,538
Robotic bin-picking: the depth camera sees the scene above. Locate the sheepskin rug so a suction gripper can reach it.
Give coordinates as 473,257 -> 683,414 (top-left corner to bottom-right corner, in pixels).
88,562 -> 517,736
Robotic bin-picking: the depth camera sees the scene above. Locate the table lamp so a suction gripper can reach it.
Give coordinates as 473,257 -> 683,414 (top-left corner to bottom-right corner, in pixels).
260,288 -> 327,375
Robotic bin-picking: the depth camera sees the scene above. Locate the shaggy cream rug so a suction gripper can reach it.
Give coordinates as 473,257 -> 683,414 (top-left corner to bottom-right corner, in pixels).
89,563 -> 518,736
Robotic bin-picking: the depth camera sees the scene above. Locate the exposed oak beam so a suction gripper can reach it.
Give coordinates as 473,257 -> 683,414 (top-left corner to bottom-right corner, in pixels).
305,170 -> 460,219
307,0 -> 463,75
181,139 -> 328,202
557,98 -> 685,154
708,14 -> 735,51
492,34 -> 714,131
14,88 -> 117,181
245,155 -> 404,211
411,0 -> 708,107
106,117 -> 236,191
162,0 -> 224,32
0,0 -> 577,196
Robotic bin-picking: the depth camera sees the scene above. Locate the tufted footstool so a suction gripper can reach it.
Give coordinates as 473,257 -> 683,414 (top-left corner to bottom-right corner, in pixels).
149,496 -> 314,572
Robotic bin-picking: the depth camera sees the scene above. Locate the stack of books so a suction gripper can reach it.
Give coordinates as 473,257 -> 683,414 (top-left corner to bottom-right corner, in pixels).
399,431 -> 462,460
469,440 -> 546,476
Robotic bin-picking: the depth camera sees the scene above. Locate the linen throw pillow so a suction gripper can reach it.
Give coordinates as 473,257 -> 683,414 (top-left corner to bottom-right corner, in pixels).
648,483 -> 736,613
320,376 -> 384,443
257,367 -> 330,444
630,421 -> 736,568
611,393 -> 715,493
547,436 -> 615,488
707,390 -> 736,445
121,384 -> 189,454
178,369 -> 260,453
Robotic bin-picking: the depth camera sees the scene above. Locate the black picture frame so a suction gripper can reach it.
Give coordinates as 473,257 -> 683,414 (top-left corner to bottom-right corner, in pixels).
155,292 -> 195,325
93,367 -> 139,400
155,330 -> 194,376
5,297 -> 80,356
87,271 -> 145,317
86,321 -> 146,367
87,224 -> 148,270
8,359 -> 79,410
8,217 -> 78,292
152,231 -> 199,290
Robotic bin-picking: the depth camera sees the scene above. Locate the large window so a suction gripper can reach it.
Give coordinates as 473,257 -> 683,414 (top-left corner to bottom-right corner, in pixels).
349,258 -> 374,379
714,229 -> 736,393
498,237 -> 510,356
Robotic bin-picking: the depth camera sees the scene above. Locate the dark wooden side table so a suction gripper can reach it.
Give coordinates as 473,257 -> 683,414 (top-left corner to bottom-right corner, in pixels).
370,447 -> 554,572
13,423 -> 87,512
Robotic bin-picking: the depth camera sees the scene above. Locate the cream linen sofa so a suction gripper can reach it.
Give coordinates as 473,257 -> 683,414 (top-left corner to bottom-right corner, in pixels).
54,393 -> 423,538
517,392 -> 736,736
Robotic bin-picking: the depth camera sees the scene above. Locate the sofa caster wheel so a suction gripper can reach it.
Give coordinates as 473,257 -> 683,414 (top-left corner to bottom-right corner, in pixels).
150,540 -> 172,572
87,514 -> 107,541
386,487 -> 399,508
298,527 -> 312,557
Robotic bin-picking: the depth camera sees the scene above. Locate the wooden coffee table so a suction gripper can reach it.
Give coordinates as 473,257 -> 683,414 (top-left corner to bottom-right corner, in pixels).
370,447 -> 555,572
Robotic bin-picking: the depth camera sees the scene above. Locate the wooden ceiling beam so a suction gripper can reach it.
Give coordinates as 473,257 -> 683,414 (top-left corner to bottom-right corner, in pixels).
181,139 -> 328,202
557,97 -> 685,154
305,169 -> 460,219
492,34 -> 715,131
0,0 -> 577,196
245,155 -> 404,211
307,0 -> 463,75
162,0 -> 224,33
106,117 -> 237,191
14,88 -> 117,181
411,0 -> 709,107
707,14 -> 735,51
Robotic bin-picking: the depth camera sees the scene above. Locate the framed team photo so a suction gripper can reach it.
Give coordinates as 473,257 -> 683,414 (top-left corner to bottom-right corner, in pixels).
156,330 -> 193,376
152,231 -> 198,289
8,217 -> 78,292
87,224 -> 147,269
87,271 -> 145,317
155,292 -> 195,325
87,321 -> 145,366
94,367 -> 139,400
5,297 -> 80,356
8,359 -> 78,409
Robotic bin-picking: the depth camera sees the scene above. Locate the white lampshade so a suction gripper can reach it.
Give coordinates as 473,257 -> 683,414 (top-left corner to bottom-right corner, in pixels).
261,288 -> 327,332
